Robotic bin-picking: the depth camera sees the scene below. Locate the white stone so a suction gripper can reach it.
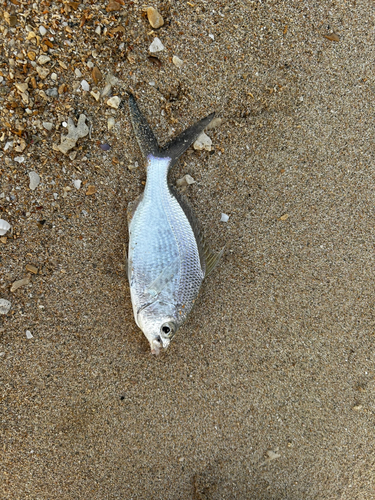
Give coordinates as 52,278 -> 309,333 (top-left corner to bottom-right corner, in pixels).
73,179 -> 82,190
29,171 -> 40,190
39,26 -> 47,36
0,219 -> 11,236
75,68 -> 82,78
26,330 -> 33,339
37,55 -> 51,65
220,213 -> 229,222
43,121 -> 53,131
107,117 -> 115,131
172,56 -> 183,68
149,37 -> 165,53
15,82 -> 28,93
0,299 -> 12,315
193,131 -> 212,151
106,96 -> 121,109
51,72 -> 57,81
14,156 -> 25,163
58,114 -> 89,155
36,65 -> 49,79
81,79 -> 90,91
90,91 -> 100,101
206,117 -> 222,130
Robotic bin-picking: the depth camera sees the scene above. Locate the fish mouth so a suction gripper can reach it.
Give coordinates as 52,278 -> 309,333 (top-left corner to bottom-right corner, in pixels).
150,338 -> 162,355
151,345 -> 161,356
150,335 -> 171,355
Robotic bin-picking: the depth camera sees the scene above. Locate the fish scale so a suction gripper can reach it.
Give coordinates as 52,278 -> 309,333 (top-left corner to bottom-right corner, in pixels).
127,95 -> 224,354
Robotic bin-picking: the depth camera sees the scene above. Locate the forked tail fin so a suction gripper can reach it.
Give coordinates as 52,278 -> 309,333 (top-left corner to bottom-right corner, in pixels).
128,93 -> 215,167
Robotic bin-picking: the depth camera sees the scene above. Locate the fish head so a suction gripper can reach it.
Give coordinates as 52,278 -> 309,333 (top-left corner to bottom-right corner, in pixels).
137,301 -> 179,355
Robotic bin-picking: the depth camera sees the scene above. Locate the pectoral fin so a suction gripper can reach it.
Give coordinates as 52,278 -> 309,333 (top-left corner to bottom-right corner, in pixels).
145,259 -> 180,299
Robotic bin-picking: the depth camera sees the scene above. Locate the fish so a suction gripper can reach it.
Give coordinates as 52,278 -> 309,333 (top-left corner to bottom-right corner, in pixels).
127,94 -> 223,355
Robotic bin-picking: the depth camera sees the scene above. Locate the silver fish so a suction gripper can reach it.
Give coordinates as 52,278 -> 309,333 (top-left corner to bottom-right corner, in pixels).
127,95 -> 223,355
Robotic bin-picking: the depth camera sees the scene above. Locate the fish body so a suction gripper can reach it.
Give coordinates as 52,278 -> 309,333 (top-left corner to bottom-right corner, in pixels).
127,95 -> 223,354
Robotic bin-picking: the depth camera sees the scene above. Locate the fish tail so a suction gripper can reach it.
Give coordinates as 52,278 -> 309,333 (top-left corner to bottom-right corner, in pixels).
128,93 -> 215,166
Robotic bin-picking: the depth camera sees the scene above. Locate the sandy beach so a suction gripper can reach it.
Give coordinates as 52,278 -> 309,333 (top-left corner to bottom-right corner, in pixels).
1,1 -> 374,498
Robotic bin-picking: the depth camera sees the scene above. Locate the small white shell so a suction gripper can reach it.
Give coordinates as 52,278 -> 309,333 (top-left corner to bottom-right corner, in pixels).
0,299 -> 12,315
0,219 -> 11,236
29,171 -> 40,190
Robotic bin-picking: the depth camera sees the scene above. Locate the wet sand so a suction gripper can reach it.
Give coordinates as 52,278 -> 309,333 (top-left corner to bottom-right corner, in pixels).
1,1 -> 374,498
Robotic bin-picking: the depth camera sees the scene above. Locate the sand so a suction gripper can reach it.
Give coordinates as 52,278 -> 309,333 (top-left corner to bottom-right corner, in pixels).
1,1 -> 374,498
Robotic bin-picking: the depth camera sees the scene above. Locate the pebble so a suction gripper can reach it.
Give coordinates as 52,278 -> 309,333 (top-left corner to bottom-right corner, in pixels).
39,26 -> 47,36
75,68 -> 82,78
86,185 -> 96,196
57,114 -> 89,155
107,117 -> 115,131
106,96 -> 121,109
92,66 -> 103,85
81,79 -> 90,91
26,264 -> 38,274
147,7 -> 164,29
149,37 -> 165,53
15,139 -> 26,153
193,131 -> 212,151
206,117 -> 222,130
128,162 -> 139,171
29,171 -> 40,190
43,121 -> 53,131
10,277 -> 30,292
45,88 -> 58,97
51,73 -> 57,81
172,56 -> 184,68
15,82 -> 28,93
36,66 -> 50,80
14,156 -> 25,163
27,51 -> 36,61
73,179 -> 82,190
100,143 -> 111,151
26,330 -> 33,339
208,34 -> 215,40
37,55 -> 51,65
0,219 -> 11,236
0,299 -> 12,315
106,0 -> 122,11
176,174 -> 195,188
220,213 -> 230,222
101,83 -> 112,97
266,450 -> 281,461
90,91 -> 100,101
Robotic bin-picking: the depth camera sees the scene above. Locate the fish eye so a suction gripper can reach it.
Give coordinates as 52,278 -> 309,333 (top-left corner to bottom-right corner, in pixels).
161,322 -> 175,338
